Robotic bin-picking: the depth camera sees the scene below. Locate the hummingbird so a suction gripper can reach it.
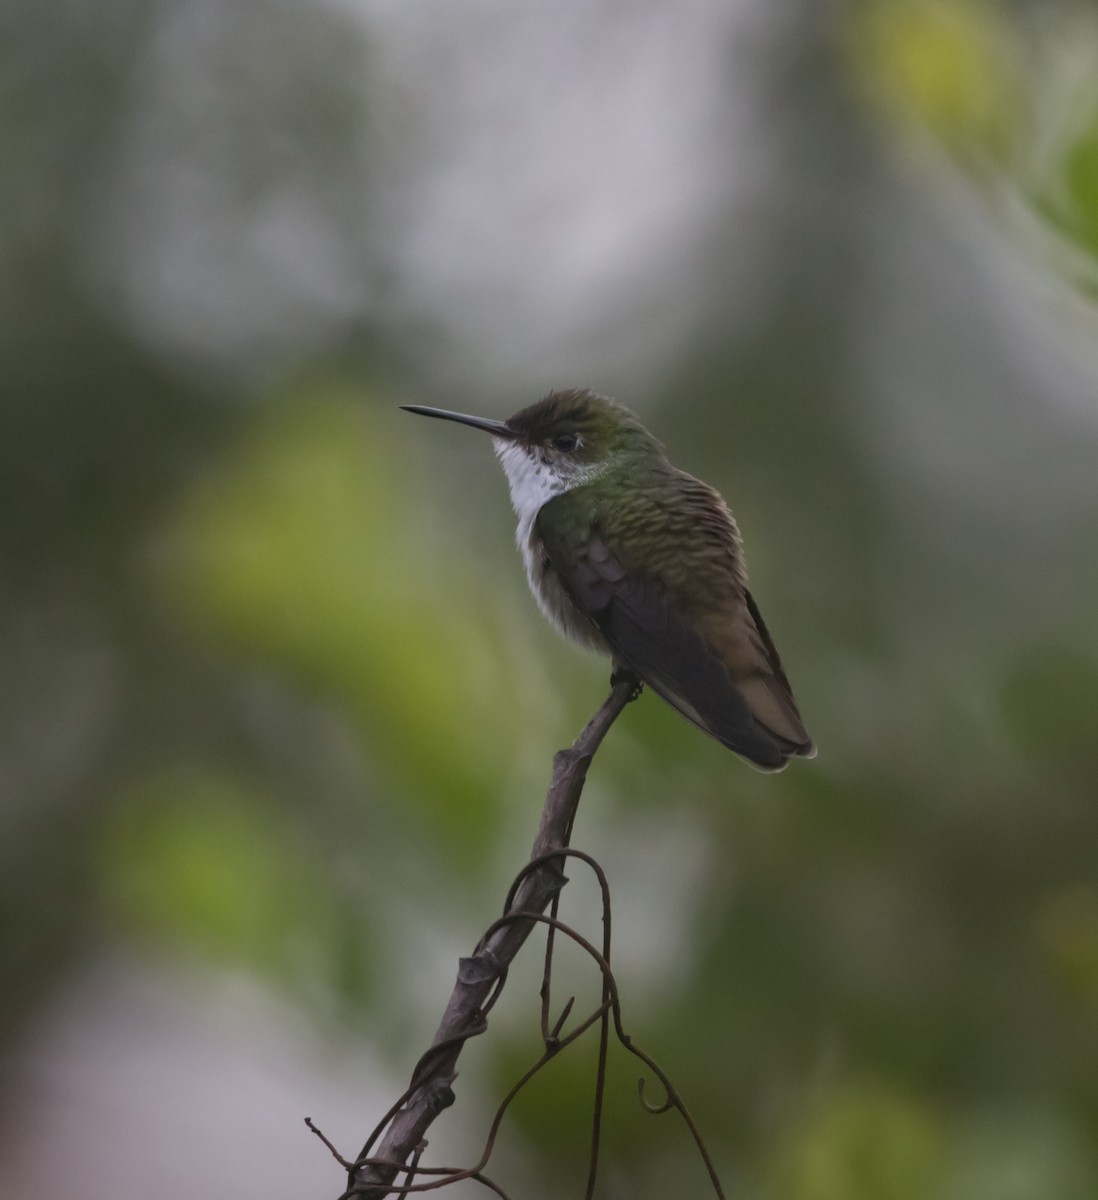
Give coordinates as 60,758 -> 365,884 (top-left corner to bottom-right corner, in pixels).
403,389 -> 815,771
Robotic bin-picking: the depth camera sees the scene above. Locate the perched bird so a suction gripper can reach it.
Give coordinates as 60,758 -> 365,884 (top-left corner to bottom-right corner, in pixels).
403,389 -> 815,770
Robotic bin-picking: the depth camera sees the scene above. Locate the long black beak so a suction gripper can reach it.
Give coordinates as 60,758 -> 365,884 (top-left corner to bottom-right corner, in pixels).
401,405 -> 517,439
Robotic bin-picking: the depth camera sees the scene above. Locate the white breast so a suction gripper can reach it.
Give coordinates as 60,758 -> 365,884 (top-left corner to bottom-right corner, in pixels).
492,439 -> 610,653
492,439 -> 563,605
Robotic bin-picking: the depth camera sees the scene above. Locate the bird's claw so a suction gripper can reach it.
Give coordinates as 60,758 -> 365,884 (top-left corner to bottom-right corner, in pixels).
610,666 -> 643,702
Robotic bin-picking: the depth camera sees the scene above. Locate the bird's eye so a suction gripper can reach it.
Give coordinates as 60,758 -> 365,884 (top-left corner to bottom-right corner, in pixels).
552,432 -> 578,452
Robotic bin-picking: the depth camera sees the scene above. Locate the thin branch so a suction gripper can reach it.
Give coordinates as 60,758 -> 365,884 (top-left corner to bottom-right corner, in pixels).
343,899 -> 725,1199
342,675 -> 638,1200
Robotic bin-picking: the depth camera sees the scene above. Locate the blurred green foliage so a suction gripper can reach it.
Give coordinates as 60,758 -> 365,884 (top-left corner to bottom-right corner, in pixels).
157,386 -> 519,858
1036,106 -> 1098,291
102,770 -> 337,976
848,0 -> 1098,286
3,0 -> 1098,1197
848,0 -> 1025,164
775,1082 -> 943,1200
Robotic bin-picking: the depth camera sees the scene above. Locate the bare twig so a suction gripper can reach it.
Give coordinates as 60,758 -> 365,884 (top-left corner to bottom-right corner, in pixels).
342,894 -> 725,1199
307,1118 -> 354,1170
342,676 -> 638,1199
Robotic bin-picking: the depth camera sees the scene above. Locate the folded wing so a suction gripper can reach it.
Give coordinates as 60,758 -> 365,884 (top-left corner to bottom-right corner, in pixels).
546,522 -> 814,770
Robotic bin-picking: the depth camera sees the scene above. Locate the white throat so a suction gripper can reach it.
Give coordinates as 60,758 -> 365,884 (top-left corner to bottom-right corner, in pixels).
492,440 -> 568,527
492,437 -> 608,562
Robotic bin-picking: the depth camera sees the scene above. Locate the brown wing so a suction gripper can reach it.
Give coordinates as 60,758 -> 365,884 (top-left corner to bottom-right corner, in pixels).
543,519 -> 814,770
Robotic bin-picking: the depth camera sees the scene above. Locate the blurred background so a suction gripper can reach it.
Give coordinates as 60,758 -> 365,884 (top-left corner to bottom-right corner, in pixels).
3,0 -> 1098,1196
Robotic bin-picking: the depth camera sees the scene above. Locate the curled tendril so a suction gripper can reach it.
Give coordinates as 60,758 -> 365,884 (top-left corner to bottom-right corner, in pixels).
637,1075 -> 676,1116
321,846 -> 725,1200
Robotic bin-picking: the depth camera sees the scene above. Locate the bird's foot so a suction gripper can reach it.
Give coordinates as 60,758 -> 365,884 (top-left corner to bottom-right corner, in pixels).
610,665 -> 643,702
